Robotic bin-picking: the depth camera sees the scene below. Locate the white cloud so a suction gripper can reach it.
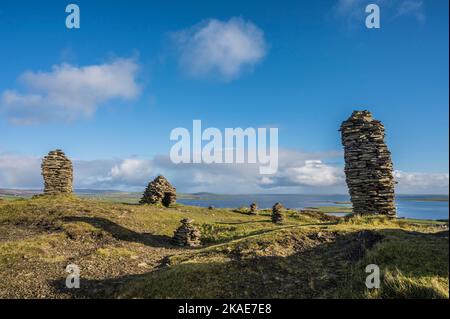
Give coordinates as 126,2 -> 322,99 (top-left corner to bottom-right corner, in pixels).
0,154 -> 41,188
279,160 -> 344,187
0,58 -> 140,124
394,170 -> 449,194
109,159 -> 153,185
253,153 -> 346,192
72,158 -> 154,189
172,17 -> 267,80
0,152 -> 448,195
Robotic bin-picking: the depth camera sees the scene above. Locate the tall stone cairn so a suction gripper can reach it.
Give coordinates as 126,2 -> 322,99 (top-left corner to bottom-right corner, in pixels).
172,218 -> 201,247
271,202 -> 284,223
340,110 -> 396,216
140,175 -> 176,207
249,202 -> 258,214
41,149 -> 73,195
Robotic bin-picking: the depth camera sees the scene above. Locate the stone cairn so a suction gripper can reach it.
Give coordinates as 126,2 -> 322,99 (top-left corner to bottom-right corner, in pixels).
271,202 -> 284,223
140,175 -> 176,207
41,149 -> 73,195
249,202 -> 258,214
172,218 -> 201,247
340,110 -> 396,216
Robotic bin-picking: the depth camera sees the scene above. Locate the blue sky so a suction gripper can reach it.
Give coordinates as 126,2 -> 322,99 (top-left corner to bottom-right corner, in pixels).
0,0 -> 448,194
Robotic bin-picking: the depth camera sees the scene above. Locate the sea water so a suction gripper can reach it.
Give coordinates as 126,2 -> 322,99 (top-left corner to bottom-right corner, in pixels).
178,194 -> 449,220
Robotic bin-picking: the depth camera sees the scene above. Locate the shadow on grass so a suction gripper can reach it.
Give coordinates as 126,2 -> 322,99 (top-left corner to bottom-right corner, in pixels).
50,229 -> 391,298
61,216 -> 173,248
49,218 -> 448,299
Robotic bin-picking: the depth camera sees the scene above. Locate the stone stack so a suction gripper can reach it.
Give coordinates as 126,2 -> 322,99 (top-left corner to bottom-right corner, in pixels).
249,202 -> 258,214
140,175 -> 176,207
41,149 -> 73,195
172,218 -> 201,247
340,110 -> 396,216
271,202 -> 284,223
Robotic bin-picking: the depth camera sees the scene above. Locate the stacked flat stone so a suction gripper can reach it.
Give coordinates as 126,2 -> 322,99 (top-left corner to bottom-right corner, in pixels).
140,175 -> 176,207
172,218 -> 201,247
271,202 -> 284,223
41,149 -> 73,195
340,110 -> 396,216
249,202 -> 258,214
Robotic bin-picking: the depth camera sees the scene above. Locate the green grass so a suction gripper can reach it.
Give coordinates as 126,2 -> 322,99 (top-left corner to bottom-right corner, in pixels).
312,206 -> 353,214
340,228 -> 449,298
0,195 -> 448,299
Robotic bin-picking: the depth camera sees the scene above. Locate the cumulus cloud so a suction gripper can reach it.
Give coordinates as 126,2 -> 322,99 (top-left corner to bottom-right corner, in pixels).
109,159 -> 153,185
262,160 -> 345,188
394,170 -> 449,194
172,17 -> 267,80
0,58 -> 140,124
0,154 -> 42,188
72,158 -> 154,190
0,152 -> 448,195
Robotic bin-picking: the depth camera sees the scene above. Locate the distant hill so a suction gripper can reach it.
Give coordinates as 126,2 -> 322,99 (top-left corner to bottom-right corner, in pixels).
0,188 -> 40,197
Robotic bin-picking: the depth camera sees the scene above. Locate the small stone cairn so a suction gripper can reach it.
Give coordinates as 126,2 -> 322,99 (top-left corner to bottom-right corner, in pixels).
340,110 -> 396,216
41,149 -> 73,195
249,202 -> 258,214
172,218 -> 201,247
140,175 -> 176,207
271,202 -> 284,223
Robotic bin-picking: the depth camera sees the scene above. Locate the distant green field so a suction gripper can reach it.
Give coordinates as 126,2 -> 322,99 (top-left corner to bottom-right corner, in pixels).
0,195 -> 25,201
404,197 -> 449,202
76,191 -> 199,204
309,206 -> 353,214
400,218 -> 448,225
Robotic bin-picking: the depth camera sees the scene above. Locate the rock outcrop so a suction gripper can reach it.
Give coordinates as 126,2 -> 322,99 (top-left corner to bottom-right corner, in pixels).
340,110 -> 396,216
41,149 -> 73,195
172,218 -> 201,247
271,202 -> 284,223
140,175 -> 176,207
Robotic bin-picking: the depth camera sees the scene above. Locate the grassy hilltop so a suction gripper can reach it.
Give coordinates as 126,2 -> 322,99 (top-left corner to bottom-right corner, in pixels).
0,195 -> 448,299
